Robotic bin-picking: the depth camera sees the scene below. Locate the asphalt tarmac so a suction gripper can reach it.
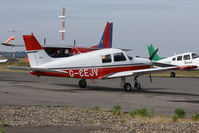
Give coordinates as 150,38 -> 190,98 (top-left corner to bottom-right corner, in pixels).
0,71 -> 199,116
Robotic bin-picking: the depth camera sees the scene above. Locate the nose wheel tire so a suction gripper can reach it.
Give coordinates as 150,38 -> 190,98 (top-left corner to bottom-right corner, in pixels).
79,79 -> 87,88
123,83 -> 132,92
134,82 -> 141,90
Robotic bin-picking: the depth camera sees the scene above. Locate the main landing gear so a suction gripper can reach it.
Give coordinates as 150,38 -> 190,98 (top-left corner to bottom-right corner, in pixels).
120,76 -> 142,92
79,79 -> 87,88
134,76 -> 141,90
170,72 -> 176,78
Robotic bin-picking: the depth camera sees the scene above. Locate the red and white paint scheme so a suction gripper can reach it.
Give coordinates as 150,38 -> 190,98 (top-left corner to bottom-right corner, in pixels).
23,34 -> 181,91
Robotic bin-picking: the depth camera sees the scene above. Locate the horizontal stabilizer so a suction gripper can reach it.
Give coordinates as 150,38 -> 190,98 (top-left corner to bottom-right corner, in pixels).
1,43 -> 25,47
6,65 -> 69,74
6,65 -> 30,71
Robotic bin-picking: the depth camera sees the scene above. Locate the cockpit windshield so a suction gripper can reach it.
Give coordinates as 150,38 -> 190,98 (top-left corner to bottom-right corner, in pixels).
192,53 -> 199,59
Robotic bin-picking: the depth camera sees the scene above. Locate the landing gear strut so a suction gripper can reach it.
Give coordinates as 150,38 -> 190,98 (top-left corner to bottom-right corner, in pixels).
121,77 -> 132,92
134,76 -> 141,90
79,79 -> 87,88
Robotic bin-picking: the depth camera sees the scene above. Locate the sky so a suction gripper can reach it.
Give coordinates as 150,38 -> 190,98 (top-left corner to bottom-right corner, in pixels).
0,0 -> 199,57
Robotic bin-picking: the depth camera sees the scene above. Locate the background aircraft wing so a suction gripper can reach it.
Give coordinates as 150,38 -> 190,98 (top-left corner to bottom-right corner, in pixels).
102,66 -> 179,79
152,61 -> 175,67
153,61 -> 198,70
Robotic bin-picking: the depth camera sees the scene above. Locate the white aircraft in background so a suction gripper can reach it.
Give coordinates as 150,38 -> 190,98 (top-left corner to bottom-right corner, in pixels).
15,33 -> 189,92
0,58 -> 8,63
147,44 -> 199,77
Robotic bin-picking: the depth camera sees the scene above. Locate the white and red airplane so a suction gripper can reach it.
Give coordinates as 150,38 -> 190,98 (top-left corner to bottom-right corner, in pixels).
21,34 -> 186,92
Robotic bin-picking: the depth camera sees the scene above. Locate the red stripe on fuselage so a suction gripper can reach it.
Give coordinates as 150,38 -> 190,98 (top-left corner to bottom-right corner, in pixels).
30,65 -> 151,79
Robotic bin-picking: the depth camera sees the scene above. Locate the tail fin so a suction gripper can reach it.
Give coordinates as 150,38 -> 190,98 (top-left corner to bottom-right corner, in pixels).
23,34 -> 52,67
147,44 -> 164,61
98,22 -> 113,48
91,22 -> 113,49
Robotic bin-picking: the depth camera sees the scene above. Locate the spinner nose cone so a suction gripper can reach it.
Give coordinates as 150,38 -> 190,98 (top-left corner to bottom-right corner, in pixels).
146,58 -> 153,65
134,57 -> 152,65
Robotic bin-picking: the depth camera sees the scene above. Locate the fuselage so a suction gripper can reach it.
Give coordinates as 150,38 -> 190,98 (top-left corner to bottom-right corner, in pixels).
31,48 -> 152,79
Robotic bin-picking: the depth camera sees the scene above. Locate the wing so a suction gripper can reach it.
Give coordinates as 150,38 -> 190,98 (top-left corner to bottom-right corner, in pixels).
102,66 -> 180,79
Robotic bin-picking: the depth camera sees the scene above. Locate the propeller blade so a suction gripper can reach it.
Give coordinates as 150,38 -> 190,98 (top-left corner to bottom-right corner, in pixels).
149,48 -> 159,60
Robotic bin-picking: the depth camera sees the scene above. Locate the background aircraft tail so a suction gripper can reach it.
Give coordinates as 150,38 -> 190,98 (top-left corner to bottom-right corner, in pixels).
147,44 -> 165,61
23,34 -> 52,67
92,22 -> 113,48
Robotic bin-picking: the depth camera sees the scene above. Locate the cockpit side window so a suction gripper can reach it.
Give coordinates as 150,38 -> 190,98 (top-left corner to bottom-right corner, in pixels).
102,54 -> 112,63
192,53 -> 199,59
114,52 -> 126,62
177,56 -> 182,61
128,56 -> 133,60
172,57 -> 176,61
183,54 -> 191,60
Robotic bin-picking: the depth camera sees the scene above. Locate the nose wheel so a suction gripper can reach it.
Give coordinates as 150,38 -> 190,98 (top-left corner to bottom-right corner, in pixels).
121,77 -> 132,92
121,76 -> 142,92
79,79 -> 87,88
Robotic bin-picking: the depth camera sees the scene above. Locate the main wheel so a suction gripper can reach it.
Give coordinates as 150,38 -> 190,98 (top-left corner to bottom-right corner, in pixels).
134,82 -> 141,90
79,79 -> 87,88
123,83 -> 132,92
170,72 -> 176,78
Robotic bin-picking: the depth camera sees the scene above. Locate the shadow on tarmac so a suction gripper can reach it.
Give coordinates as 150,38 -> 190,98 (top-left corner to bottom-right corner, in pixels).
36,83 -> 199,97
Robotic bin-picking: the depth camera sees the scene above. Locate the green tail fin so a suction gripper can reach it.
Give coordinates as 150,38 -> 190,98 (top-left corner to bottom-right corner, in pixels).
147,44 -> 164,61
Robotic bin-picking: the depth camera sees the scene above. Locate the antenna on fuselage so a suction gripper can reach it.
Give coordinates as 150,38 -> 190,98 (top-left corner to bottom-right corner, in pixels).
44,37 -> 46,46
74,39 -> 76,46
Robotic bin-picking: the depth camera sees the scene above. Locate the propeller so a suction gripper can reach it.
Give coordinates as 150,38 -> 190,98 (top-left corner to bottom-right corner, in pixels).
148,48 -> 158,82
149,48 -> 159,60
